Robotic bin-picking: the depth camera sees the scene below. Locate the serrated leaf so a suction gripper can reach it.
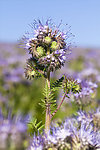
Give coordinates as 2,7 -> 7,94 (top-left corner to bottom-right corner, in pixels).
38,124 -> 45,131
36,121 -> 42,128
39,103 -> 46,108
41,99 -> 46,103
51,76 -> 64,91
27,118 -> 44,136
34,118 -> 37,125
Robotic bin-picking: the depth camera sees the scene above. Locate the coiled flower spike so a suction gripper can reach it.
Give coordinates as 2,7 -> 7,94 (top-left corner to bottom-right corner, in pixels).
24,57 -> 45,79
62,76 -> 81,96
23,19 -> 72,79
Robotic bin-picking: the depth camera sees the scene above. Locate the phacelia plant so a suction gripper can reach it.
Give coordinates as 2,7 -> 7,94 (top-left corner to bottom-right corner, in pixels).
22,19 -> 77,134
21,19 -> 99,150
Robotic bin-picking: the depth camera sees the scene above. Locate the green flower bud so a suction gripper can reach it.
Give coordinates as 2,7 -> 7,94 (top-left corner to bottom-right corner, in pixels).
51,41 -> 58,50
75,84 -> 80,91
37,46 -> 44,57
63,77 -> 81,95
30,70 -> 36,76
25,69 -> 36,80
44,36 -> 51,44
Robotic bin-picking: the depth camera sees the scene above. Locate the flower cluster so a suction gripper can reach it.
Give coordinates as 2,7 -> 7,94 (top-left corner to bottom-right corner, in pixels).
62,76 -> 81,95
24,19 -> 71,79
28,109 -> 100,150
77,108 -> 100,129
29,134 -> 44,150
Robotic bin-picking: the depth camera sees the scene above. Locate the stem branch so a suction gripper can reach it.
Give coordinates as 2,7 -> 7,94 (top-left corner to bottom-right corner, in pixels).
51,90 -> 67,117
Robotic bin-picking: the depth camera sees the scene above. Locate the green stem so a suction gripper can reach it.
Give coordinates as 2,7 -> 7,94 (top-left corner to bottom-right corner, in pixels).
45,71 -> 51,134
45,104 -> 51,134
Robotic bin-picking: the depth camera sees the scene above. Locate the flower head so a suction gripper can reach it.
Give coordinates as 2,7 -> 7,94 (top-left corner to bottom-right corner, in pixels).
29,134 -> 44,150
23,19 -> 72,79
73,79 -> 98,106
62,76 -> 81,96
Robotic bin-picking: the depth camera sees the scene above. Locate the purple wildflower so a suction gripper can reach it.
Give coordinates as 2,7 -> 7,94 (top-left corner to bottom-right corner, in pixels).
73,79 -> 98,106
0,109 -> 28,149
22,19 -> 72,79
77,110 -> 93,125
29,134 -> 44,150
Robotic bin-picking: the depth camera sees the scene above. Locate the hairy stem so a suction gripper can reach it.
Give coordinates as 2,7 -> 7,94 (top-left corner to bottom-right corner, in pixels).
45,71 -> 51,134
45,104 -> 51,134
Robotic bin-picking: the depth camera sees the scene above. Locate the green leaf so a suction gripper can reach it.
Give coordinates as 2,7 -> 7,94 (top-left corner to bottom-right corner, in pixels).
40,81 -> 57,113
51,76 -> 64,91
38,102 -> 46,108
38,124 -> 45,130
36,121 -> 42,128
27,118 -> 44,136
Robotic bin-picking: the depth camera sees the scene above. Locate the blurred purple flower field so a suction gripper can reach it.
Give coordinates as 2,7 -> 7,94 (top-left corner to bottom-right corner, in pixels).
0,42 -> 100,149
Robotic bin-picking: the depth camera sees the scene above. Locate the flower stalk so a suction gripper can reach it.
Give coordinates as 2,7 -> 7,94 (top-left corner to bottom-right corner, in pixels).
45,104 -> 51,134
45,71 -> 51,133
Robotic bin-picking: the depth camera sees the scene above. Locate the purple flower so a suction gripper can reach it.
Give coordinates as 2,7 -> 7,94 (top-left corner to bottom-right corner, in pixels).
78,123 -> 94,146
0,58 -> 8,67
0,109 -> 28,149
4,75 -> 21,82
3,67 -> 24,83
73,79 -> 98,105
22,19 -> 72,79
77,110 -> 93,125
28,110 -> 100,149
29,134 -> 44,150
47,131 -> 58,145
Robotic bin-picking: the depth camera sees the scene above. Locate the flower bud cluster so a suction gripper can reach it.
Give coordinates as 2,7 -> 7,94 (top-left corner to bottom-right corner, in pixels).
62,77 -> 81,95
24,19 -> 71,79
25,57 -> 45,79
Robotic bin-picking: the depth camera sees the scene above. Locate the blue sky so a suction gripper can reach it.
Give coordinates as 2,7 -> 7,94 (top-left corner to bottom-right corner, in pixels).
0,0 -> 100,47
